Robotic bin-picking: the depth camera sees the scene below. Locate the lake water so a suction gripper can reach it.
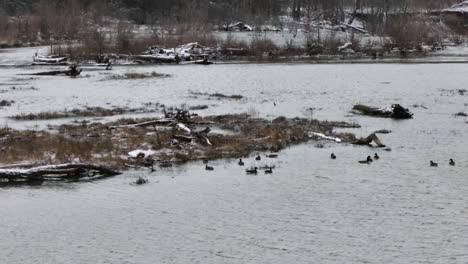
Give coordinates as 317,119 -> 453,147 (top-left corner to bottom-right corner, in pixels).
0,47 -> 468,263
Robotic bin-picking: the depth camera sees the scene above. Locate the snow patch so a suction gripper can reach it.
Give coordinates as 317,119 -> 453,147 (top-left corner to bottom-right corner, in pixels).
310,132 -> 342,143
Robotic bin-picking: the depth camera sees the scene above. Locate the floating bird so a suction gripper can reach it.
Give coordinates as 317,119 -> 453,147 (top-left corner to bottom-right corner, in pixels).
374,153 -> 380,160
259,164 -> 276,170
238,159 -> 245,166
203,159 -> 209,164
135,176 -> 148,185
274,102 -> 277,106
144,157 -> 155,172
430,161 -> 438,167
264,167 -> 273,174
449,159 -> 455,166
205,164 -> 214,171
359,156 -> 373,164
255,155 -> 261,161
246,167 -> 258,174
267,154 -> 278,158
331,153 -> 337,159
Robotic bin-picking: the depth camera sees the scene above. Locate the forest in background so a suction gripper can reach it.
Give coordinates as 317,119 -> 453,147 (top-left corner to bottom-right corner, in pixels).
1,0 -> 460,24
0,0 -> 466,58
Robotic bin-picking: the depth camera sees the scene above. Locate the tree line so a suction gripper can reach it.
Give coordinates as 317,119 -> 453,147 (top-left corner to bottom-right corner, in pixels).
0,0 -> 461,25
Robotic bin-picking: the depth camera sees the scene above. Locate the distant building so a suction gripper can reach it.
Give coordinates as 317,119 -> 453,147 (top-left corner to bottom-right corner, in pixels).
441,1 -> 468,33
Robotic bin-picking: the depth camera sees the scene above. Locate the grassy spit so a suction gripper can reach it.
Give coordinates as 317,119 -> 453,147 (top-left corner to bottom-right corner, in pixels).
0,114 -> 359,170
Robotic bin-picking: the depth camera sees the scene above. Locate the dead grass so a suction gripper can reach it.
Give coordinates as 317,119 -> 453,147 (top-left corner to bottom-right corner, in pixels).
384,16 -> 443,50
10,105 -> 163,120
190,91 -> 243,100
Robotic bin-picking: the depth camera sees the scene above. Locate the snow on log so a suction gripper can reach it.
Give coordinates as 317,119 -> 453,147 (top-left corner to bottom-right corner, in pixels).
338,22 -> 368,34
338,42 -> 353,52
353,104 -> 413,119
442,1 -> 468,14
176,123 -> 192,133
309,132 -> 342,143
33,55 -> 69,64
225,22 -> 253,31
133,54 -> 176,63
0,163 -> 121,182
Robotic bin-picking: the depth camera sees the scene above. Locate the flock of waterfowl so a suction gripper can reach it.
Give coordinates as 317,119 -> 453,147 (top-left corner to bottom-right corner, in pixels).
204,155 -> 274,175
203,151 -> 458,176
330,152 -> 456,167
135,152 -> 457,184
430,159 -> 456,167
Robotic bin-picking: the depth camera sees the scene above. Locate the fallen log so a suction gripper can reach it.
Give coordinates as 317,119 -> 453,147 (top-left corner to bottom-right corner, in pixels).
338,21 -> 368,34
31,70 -> 72,76
28,65 -> 82,77
109,119 -> 177,129
133,54 -> 176,63
33,54 -> 69,64
353,104 -> 413,119
193,59 -> 213,65
0,163 -> 120,182
173,135 -> 195,143
353,133 -> 386,147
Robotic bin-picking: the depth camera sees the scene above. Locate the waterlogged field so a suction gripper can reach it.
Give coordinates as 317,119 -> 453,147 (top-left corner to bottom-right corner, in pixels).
0,47 -> 468,263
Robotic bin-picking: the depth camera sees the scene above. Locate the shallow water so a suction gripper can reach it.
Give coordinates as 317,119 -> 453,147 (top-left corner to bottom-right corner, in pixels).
1,47 -> 468,263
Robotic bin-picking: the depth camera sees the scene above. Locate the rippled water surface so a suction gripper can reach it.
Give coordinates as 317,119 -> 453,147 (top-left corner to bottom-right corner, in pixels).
1,47 -> 468,263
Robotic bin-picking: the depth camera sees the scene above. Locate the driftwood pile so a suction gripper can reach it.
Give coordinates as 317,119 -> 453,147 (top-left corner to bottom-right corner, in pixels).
109,108 -> 215,171
111,108 -> 213,147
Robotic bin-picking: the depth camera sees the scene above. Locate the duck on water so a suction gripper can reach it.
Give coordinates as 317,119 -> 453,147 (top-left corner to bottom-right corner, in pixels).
359,156 -> 373,164
246,167 -> 258,174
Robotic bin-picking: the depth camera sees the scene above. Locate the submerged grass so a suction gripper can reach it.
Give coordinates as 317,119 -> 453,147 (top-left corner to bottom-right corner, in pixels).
190,91 -> 243,100
108,72 -> 171,80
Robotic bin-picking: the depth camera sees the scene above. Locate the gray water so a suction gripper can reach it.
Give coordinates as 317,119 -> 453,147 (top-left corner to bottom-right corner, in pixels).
0,47 -> 468,264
